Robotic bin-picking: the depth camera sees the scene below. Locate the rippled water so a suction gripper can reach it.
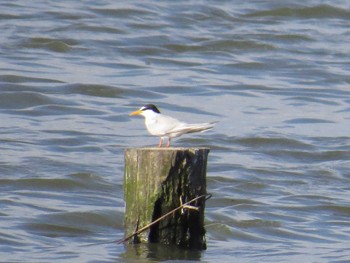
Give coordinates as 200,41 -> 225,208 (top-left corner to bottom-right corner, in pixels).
1,1 -> 350,262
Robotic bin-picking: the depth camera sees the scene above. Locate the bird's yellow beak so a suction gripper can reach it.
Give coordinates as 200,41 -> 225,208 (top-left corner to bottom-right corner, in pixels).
129,109 -> 142,116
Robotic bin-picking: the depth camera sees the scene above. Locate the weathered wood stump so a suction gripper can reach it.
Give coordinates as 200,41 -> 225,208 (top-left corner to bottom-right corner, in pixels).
124,147 -> 209,249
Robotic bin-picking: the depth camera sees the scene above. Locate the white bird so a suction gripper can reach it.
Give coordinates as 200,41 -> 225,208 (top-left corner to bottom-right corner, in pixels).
130,104 -> 216,147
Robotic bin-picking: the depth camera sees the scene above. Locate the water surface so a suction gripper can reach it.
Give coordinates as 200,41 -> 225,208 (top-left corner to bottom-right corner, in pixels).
1,1 -> 350,262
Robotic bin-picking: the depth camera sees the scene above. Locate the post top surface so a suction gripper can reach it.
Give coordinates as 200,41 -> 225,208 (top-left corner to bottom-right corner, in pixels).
125,147 -> 210,152
125,147 -> 210,151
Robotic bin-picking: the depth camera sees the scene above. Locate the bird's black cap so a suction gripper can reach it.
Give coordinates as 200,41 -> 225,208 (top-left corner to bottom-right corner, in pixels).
141,104 -> 161,113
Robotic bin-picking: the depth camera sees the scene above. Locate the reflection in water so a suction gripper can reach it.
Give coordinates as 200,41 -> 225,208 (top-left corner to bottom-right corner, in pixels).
121,243 -> 202,262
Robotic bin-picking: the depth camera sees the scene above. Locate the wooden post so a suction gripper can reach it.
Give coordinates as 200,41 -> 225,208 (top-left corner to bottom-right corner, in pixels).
124,147 -> 209,249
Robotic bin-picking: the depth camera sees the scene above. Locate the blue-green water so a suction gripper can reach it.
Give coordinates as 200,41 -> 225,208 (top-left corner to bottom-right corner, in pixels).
1,1 -> 350,262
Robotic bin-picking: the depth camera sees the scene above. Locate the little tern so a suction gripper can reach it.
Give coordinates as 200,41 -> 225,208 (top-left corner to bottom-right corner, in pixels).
130,104 -> 215,147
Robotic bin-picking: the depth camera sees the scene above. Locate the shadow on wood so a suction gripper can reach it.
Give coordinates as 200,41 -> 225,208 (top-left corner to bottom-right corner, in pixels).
124,147 -> 209,249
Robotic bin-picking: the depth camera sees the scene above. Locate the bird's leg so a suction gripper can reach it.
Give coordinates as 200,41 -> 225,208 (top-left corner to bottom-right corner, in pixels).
158,137 -> 163,147
166,138 -> 171,147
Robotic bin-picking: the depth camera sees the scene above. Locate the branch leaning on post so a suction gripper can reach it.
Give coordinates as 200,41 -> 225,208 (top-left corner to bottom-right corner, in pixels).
118,193 -> 212,244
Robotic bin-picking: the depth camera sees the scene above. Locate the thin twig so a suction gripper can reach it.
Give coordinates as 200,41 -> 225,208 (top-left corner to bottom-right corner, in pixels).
182,205 -> 199,211
117,193 -> 212,244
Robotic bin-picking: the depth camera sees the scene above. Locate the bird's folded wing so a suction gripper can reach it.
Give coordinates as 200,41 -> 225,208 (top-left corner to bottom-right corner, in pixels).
169,122 -> 216,134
